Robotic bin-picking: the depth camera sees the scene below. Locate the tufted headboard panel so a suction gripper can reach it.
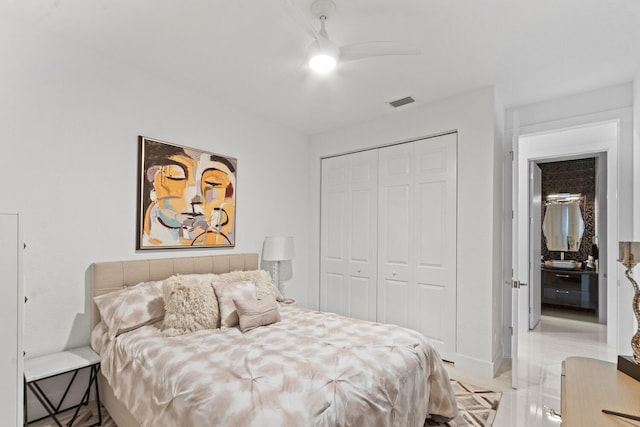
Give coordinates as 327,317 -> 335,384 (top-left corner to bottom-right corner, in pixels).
90,253 -> 259,328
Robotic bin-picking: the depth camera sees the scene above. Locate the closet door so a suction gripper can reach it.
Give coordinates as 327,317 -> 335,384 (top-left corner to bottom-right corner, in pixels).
0,212 -> 23,426
377,142 -> 414,328
320,150 -> 378,321
378,133 -> 457,361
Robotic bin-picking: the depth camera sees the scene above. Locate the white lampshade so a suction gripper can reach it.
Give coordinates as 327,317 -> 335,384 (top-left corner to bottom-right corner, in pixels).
262,236 -> 295,261
619,241 -> 640,269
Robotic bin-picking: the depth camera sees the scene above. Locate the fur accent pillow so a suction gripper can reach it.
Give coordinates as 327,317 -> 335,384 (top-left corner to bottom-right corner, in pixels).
214,270 -> 284,302
234,296 -> 281,333
93,280 -> 165,340
211,280 -> 257,328
162,274 -> 219,337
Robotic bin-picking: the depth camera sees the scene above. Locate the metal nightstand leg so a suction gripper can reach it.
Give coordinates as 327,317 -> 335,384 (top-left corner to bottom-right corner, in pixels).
24,363 -> 102,427
67,364 -> 102,427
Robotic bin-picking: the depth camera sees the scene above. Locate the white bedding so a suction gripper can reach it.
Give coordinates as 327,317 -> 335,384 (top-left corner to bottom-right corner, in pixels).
92,304 -> 457,427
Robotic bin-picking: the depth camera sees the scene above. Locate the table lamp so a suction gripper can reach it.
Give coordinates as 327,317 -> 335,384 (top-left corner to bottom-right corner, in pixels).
617,241 -> 640,381
262,236 -> 294,295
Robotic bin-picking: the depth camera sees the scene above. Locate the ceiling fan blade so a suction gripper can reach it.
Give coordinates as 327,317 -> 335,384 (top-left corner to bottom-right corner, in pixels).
340,41 -> 421,62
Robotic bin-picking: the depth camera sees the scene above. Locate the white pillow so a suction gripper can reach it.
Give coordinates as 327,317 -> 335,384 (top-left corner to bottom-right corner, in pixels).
162,274 -> 219,337
213,270 -> 284,302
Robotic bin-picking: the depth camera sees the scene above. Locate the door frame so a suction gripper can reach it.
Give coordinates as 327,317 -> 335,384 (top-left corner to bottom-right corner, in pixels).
517,120 -> 619,344
505,106 -> 634,387
529,163 -> 542,330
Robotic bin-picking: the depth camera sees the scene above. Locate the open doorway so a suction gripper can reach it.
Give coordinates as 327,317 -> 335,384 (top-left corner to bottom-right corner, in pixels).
536,156 -> 605,327
507,118 -> 626,389
518,122 -> 617,345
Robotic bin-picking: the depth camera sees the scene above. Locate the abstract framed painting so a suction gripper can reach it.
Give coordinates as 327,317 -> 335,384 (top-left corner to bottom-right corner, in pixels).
137,136 -> 237,250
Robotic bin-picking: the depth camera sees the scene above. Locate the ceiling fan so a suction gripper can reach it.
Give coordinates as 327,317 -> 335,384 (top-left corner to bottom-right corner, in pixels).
287,0 -> 421,73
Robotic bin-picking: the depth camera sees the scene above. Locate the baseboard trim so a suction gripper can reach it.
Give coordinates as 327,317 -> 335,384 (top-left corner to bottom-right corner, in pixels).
492,351 -> 504,376
454,353 -> 496,378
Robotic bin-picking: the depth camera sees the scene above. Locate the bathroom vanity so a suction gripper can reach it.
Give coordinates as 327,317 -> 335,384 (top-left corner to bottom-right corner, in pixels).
540,191 -> 600,313
541,267 -> 598,312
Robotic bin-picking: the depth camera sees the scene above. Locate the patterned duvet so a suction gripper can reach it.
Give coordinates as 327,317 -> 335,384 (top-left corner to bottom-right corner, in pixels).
92,304 -> 457,427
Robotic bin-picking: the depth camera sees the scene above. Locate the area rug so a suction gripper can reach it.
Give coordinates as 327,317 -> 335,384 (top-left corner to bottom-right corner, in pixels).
27,400 -> 116,427
425,379 -> 502,427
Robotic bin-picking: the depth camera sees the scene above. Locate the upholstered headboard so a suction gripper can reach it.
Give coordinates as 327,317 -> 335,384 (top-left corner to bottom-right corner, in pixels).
90,253 -> 259,328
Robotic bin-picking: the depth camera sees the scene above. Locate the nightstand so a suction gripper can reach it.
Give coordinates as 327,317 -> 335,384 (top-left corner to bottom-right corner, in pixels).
24,346 -> 102,427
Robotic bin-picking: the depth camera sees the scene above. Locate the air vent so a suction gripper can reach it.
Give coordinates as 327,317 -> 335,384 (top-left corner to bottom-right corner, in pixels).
389,96 -> 415,108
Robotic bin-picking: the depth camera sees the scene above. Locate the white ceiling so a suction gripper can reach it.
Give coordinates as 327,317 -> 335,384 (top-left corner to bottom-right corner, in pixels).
3,0 -> 640,135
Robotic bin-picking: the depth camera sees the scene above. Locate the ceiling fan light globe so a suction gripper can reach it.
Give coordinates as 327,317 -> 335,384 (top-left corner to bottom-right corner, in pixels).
309,54 -> 337,73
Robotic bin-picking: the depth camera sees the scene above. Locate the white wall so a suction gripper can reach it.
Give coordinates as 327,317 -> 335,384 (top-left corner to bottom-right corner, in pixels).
0,18 -> 312,360
634,72 -> 640,240
632,71 -> 640,352
505,83 -> 633,130
310,88 -> 503,376
492,94 -> 505,369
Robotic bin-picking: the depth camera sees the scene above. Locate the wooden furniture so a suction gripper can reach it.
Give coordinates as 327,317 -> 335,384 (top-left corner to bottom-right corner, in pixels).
561,357 -> 640,426
541,268 -> 598,311
24,346 -> 101,426
0,212 -> 24,426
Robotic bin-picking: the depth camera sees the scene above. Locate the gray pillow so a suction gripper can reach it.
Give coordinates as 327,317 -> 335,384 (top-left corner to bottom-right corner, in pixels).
234,295 -> 281,333
211,280 -> 257,328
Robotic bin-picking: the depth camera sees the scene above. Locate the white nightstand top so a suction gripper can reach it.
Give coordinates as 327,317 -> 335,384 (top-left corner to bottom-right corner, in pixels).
24,346 -> 100,382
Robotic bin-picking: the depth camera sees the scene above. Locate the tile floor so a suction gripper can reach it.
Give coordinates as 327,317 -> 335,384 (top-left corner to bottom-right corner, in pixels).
446,307 -> 617,427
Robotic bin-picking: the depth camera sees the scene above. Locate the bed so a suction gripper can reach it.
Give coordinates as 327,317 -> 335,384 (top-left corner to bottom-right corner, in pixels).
90,253 -> 457,427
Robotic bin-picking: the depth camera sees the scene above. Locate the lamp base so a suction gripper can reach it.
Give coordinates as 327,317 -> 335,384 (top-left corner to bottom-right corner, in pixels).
617,355 -> 640,381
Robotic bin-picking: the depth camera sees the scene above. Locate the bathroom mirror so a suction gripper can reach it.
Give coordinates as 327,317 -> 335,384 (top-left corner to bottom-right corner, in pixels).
542,195 -> 585,252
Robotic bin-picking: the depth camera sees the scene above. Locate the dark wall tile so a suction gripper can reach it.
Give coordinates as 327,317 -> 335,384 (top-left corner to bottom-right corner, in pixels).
540,157 -> 596,262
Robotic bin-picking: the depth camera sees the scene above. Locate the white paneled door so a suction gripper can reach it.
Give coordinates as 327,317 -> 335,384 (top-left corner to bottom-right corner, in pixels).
529,163 -> 542,329
320,133 -> 458,363
320,149 -> 378,321
378,134 -> 457,361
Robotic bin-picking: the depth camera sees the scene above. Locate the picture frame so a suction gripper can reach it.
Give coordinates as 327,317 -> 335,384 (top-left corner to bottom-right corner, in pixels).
136,136 -> 237,250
